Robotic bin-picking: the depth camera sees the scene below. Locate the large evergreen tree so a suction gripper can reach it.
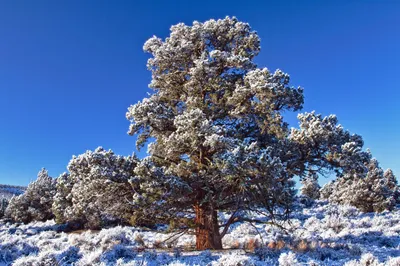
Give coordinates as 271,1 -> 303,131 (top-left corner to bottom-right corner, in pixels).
126,17 -> 372,250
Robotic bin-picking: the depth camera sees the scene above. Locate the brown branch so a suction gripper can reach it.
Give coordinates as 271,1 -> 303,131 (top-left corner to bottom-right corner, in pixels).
220,209 -> 239,238
152,154 -> 182,165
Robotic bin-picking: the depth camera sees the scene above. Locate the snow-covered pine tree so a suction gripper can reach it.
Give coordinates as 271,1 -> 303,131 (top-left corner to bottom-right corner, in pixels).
383,169 -> 400,204
300,173 -> 321,200
328,159 -> 398,212
320,181 -> 335,200
126,17 -> 372,250
5,168 -> 56,223
52,172 -> 73,224
5,194 -> 29,223
52,147 -> 139,229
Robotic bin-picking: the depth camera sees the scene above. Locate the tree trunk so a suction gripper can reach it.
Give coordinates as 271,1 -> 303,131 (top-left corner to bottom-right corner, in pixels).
194,203 -> 223,250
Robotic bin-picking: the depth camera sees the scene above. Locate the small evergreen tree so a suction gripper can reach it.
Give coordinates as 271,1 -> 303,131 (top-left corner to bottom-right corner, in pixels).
52,147 -> 139,229
383,169 -> 400,204
320,181 -> 335,200
5,168 -> 56,223
300,173 -> 321,200
52,172 -> 73,224
328,159 -> 397,212
5,194 -> 29,223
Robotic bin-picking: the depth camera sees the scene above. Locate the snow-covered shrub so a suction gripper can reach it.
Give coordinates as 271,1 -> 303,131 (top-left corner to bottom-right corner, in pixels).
13,246 -> 81,266
320,181 -> 335,200
383,169 -> 400,204
278,252 -> 300,266
96,226 -> 136,246
324,213 -> 348,233
75,249 -> 103,266
52,172 -> 73,225
212,254 -> 257,266
0,241 -> 39,264
58,246 -> 82,264
300,173 -> 321,200
337,204 -> 359,218
100,244 -> 137,264
52,147 -> 139,229
5,194 -> 29,223
5,168 -> 56,223
344,253 -> 380,266
328,159 -> 398,212
13,252 -> 58,266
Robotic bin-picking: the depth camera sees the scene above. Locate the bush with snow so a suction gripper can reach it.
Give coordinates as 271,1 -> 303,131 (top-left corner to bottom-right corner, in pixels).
99,244 -> 137,264
52,147 -> 139,229
52,172 -> 74,225
13,246 -> 81,266
327,159 -> 399,212
5,168 -> 56,223
278,252 -> 299,266
300,173 -> 321,200
344,253 -> 381,266
384,169 -> 400,204
211,254 -> 257,266
320,181 -> 335,200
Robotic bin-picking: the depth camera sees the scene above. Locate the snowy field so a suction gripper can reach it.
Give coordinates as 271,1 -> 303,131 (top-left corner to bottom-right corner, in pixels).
0,200 -> 399,266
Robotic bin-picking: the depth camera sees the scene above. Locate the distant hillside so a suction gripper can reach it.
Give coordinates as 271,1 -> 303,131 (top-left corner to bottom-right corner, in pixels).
0,184 -> 26,200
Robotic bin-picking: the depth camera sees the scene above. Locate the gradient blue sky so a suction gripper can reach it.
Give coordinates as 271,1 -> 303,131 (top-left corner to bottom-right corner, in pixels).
0,0 -> 399,186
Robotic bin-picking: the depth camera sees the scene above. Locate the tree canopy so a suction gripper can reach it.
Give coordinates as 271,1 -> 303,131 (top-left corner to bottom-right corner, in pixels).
126,17 -> 379,250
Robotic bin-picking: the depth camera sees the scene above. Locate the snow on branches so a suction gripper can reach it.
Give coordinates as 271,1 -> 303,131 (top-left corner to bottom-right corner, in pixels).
52,147 -> 139,229
125,17 -> 390,249
326,159 -> 399,212
5,168 -> 56,223
300,173 -> 321,200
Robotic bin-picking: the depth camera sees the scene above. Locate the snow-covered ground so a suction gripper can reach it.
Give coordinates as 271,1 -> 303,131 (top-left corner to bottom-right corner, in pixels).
0,200 -> 399,266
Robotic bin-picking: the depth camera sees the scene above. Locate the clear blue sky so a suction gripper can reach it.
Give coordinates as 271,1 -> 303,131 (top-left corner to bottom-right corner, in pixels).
0,0 -> 399,186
